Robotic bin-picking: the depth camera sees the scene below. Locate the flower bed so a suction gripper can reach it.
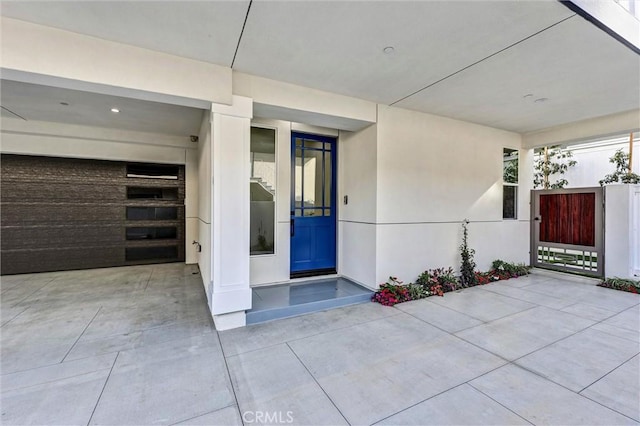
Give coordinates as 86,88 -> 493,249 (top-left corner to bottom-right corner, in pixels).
598,277 -> 640,294
372,260 -> 530,306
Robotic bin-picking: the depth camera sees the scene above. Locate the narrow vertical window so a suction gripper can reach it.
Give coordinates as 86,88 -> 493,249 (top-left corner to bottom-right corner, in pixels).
250,127 -> 276,255
503,148 -> 518,219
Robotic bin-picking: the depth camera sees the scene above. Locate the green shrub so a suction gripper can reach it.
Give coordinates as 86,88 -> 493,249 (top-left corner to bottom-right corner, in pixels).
416,267 -> 461,293
491,260 -> 531,277
599,277 -> 640,294
459,219 -> 478,287
407,283 -> 429,300
599,149 -> 640,186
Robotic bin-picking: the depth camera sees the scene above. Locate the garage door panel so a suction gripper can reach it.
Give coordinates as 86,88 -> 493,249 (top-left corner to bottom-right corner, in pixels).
1,182 -> 125,202
1,224 -> 124,250
1,154 -> 185,275
1,155 -> 125,182
2,203 -> 123,225
2,247 -> 125,275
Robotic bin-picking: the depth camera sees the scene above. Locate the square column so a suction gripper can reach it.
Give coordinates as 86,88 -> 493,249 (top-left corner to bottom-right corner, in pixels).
210,96 -> 253,330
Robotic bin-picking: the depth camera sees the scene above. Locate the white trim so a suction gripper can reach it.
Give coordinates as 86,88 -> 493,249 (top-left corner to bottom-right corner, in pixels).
291,122 -> 340,137
210,95 -> 253,119
569,0 -> 639,49
213,311 -> 246,331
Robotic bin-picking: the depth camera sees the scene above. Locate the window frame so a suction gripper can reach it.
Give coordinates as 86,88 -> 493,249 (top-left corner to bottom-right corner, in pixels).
250,124 -> 278,257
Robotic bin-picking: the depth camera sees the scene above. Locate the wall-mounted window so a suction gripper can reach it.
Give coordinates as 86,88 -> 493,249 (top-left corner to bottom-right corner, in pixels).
126,206 -> 178,220
126,227 -> 177,240
126,246 -> 178,261
503,148 -> 518,219
250,127 -> 276,255
127,187 -> 178,200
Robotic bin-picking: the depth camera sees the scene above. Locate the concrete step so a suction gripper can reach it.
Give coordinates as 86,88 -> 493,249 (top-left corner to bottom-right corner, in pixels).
246,277 -> 373,325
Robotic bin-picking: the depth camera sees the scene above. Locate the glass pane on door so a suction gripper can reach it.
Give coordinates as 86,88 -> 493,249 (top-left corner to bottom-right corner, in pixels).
303,140 -> 324,150
324,151 -> 332,208
294,148 -> 303,211
302,149 -> 323,210
303,209 -> 323,217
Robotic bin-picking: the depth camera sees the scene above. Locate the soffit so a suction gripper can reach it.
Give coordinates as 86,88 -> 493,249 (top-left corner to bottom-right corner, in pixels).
0,80 -> 204,136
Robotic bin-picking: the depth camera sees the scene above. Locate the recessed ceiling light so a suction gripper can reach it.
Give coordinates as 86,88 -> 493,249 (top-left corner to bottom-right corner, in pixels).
60,102 -> 69,106
523,94 -> 533,99
110,108 -> 120,113
383,46 -> 395,54
534,98 -> 549,103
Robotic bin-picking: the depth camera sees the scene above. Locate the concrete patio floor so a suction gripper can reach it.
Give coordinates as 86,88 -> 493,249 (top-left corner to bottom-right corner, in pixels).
1,264 -> 639,425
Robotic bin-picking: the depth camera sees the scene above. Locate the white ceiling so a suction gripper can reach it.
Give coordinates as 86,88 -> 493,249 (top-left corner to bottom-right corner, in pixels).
1,0 -> 638,133
0,80 -> 204,136
395,15 -> 640,132
0,1 -> 249,66
234,0 -> 575,105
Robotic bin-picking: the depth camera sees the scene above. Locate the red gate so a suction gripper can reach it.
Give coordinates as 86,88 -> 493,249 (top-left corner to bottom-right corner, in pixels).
531,188 -> 603,277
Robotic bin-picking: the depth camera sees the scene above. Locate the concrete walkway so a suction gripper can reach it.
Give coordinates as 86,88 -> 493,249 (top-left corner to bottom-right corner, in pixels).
1,265 -> 638,425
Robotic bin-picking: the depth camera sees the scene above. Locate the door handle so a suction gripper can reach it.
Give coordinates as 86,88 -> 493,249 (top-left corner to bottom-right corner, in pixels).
290,218 -> 295,237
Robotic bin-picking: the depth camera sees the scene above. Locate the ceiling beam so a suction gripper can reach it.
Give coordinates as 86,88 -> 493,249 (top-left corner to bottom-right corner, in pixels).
0,17 -> 232,107
560,0 -> 640,54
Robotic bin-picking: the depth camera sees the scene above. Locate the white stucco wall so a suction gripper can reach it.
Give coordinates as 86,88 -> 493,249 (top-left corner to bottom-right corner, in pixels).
185,148 -> 199,266
233,72 -> 376,131
373,105 -> 529,285
0,116 -> 200,264
338,124 -> 378,287
197,111 -> 213,304
634,187 -> 640,278
604,184 -> 640,279
560,139 -> 640,188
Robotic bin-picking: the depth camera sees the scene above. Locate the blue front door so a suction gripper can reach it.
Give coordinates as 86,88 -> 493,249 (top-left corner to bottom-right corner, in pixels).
290,132 -> 337,275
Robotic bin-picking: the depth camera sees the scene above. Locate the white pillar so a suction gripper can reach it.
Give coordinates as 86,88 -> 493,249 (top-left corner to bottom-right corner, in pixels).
210,96 -> 253,330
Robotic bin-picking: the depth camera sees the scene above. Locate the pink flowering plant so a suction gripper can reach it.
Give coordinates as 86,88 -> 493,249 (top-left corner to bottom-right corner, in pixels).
416,267 -> 460,293
372,260 -> 531,307
372,277 -> 411,306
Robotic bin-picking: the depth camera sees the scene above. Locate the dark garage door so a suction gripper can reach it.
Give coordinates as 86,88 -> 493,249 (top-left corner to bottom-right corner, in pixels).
1,154 -> 185,275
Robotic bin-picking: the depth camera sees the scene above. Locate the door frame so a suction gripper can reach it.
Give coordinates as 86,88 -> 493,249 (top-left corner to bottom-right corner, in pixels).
289,131 -> 338,278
